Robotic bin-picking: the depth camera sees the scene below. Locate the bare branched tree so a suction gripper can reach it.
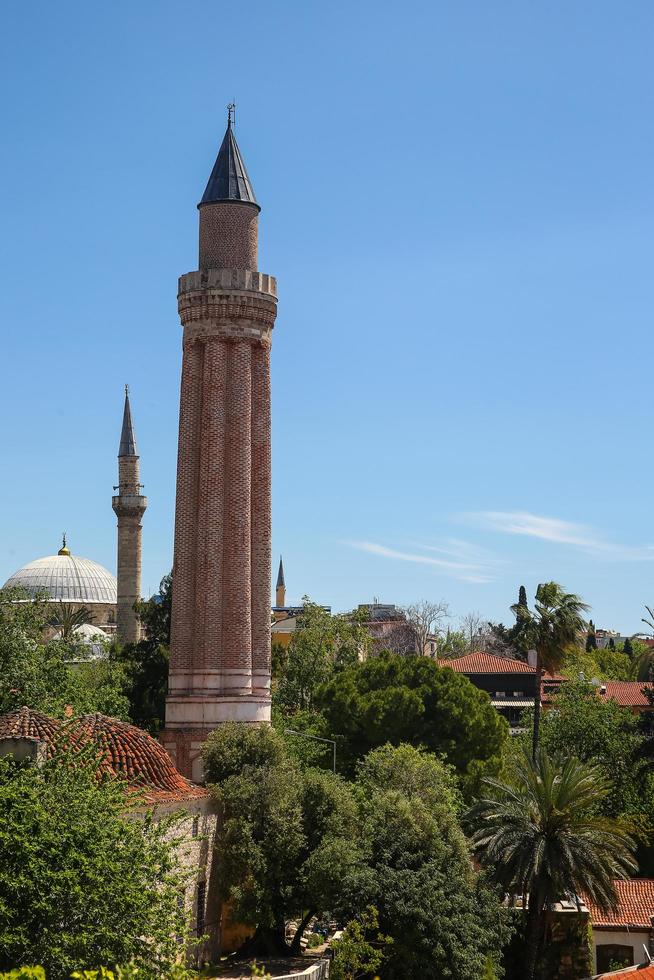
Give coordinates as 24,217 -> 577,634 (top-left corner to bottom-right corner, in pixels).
460,611 -> 486,653
402,600 -> 450,657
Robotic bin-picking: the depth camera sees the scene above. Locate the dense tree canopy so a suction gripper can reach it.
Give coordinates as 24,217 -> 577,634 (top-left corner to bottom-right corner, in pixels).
204,724 -> 509,978
529,680 -> 653,825
0,589 -> 128,720
353,745 -> 510,980
114,574 -> 172,734
316,652 -> 508,779
0,746 -> 187,979
273,601 -> 371,714
204,724 -> 362,956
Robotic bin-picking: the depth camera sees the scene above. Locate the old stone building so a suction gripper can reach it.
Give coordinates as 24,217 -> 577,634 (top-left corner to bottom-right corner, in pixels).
0,706 -> 217,952
162,109 -> 278,781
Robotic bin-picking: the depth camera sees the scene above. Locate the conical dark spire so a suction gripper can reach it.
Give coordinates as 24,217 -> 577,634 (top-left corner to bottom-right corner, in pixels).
119,385 -> 138,457
200,107 -> 259,209
276,556 -> 285,589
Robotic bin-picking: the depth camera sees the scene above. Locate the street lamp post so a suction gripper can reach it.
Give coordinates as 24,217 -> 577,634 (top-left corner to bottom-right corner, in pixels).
284,729 -> 337,774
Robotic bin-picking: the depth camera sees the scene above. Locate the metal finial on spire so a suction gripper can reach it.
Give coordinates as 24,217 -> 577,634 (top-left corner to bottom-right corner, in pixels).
119,386 -> 138,457
199,106 -> 258,209
58,532 -> 70,557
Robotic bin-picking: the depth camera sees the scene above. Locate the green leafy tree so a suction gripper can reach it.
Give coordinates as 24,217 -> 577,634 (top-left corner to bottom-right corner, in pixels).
511,582 -> 588,758
0,745 -> 189,979
115,574 -> 172,734
438,627 -> 468,659
203,724 -> 362,957
0,588 -> 128,719
623,636 -> 634,657
532,680 -> 652,824
467,746 -> 636,980
559,646 -> 632,682
331,906 -> 391,980
356,746 -> 510,980
274,600 -> 370,714
317,651 -> 508,780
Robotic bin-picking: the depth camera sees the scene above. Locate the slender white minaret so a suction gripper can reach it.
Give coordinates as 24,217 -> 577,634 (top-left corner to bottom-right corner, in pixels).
112,386 -> 147,645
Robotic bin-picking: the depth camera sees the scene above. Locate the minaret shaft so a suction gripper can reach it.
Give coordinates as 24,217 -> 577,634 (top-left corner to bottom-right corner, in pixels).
162,117 -> 277,782
112,392 -> 147,645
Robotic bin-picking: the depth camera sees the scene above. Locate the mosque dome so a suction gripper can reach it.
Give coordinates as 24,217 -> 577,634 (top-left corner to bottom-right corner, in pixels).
3,540 -> 117,605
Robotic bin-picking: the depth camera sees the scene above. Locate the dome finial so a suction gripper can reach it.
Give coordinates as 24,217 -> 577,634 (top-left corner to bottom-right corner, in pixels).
58,532 -> 70,557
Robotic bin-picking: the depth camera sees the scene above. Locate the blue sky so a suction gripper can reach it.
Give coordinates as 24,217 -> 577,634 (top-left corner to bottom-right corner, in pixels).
1,1 -> 653,633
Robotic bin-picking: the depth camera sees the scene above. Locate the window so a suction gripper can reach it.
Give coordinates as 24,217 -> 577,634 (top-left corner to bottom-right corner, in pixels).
596,944 -> 633,974
176,890 -> 185,944
196,881 -> 206,938
513,691 -> 524,698
495,691 -> 506,698
192,815 -> 199,838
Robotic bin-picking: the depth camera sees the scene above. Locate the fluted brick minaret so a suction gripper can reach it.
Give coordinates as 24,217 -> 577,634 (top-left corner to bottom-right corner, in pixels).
112,386 -> 147,645
162,110 -> 278,781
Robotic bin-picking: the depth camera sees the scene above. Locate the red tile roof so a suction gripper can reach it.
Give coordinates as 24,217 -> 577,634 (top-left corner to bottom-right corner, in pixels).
591,966 -> 654,979
443,651 -> 536,674
581,878 -> 654,929
601,682 -> 654,708
66,713 -> 208,803
0,707 -> 207,804
0,706 -> 61,753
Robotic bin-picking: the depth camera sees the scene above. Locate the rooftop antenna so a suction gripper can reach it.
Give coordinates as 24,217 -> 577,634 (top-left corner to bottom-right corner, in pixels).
227,102 -> 236,127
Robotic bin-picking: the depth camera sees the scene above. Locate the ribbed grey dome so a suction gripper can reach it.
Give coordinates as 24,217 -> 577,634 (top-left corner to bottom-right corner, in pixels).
3,553 -> 117,604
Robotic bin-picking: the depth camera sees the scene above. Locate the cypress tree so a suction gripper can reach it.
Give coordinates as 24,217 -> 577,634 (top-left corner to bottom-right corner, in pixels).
624,636 -> 634,657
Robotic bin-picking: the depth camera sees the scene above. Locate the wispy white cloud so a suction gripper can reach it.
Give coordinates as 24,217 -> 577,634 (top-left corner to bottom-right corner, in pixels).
344,539 -> 496,583
462,510 -> 654,562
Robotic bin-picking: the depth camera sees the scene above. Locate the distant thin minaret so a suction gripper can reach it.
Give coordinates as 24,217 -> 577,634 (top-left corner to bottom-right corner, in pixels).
112,386 -> 147,644
275,556 -> 286,608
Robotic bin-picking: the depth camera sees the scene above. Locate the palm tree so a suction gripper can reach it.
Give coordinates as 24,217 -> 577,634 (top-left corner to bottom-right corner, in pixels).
511,583 -> 588,758
48,602 -> 95,642
466,746 -> 636,980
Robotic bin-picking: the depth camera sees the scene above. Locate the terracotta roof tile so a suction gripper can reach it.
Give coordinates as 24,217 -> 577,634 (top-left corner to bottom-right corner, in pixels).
591,966 -> 654,979
0,707 -> 207,803
601,682 -> 654,708
63,714 -> 208,803
444,652 -> 535,674
0,706 -> 61,754
581,878 -> 654,928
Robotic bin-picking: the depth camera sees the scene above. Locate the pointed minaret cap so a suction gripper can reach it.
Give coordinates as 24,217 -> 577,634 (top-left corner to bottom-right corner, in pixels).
199,106 -> 259,211
276,556 -> 285,589
119,385 -> 138,457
